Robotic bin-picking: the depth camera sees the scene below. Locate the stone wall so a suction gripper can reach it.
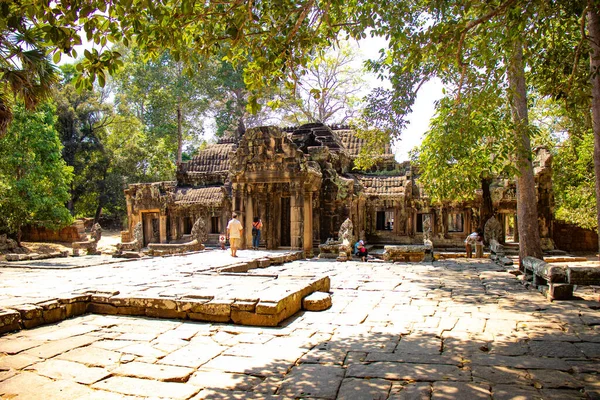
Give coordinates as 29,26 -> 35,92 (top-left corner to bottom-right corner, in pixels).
553,222 -> 598,253
21,221 -> 87,243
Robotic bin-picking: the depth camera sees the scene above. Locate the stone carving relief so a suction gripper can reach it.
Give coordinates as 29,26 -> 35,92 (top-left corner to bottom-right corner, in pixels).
190,217 -> 208,244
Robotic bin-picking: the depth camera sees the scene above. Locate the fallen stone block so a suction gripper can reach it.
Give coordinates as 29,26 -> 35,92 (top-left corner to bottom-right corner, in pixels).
548,283 -> 574,300
302,292 -> 332,311
0,309 -> 22,334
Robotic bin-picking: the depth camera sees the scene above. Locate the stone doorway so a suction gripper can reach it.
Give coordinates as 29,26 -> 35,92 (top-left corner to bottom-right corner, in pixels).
142,212 -> 160,246
280,197 -> 291,247
503,213 -> 517,243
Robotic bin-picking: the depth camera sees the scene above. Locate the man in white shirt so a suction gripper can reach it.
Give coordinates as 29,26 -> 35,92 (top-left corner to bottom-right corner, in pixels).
227,213 -> 243,257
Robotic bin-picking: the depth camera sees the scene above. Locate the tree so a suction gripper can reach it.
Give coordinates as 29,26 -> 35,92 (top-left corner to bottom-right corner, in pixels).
0,102 -> 73,244
0,8 -> 59,137
274,44 -> 366,125
356,1 -> 585,260
115,48 -> 211,164
1,0 -> 354,134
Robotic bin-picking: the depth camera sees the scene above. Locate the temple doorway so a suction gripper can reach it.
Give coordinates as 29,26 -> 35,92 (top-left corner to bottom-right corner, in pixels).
280,197 -> 291,247
142,212 -> 160,246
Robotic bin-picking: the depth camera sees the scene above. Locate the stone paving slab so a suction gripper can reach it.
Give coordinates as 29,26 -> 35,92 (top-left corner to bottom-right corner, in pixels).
0,250 -> 327,329
0,256 -> 599,399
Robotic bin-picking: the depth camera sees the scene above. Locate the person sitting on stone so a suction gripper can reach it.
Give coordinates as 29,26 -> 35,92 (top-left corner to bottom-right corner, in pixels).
355,240 -> 368,262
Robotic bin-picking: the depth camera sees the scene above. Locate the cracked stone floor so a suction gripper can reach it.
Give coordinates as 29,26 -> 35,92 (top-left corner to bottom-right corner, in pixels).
1,250 -> 599,399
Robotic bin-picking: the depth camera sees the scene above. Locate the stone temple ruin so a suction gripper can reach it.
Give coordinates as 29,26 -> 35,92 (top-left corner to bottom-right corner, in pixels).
121,123 -> 555,256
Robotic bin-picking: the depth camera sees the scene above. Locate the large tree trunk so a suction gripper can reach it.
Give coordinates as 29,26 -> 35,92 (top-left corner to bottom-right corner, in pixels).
176,102 -> 183,165
507,38 -> 543,262
480,177 -> 494,230
588,4 -> 600,261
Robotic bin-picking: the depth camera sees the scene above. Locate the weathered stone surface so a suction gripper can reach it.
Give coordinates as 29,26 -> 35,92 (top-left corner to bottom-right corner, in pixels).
158,343 -> 225,368
22,335 -> 98,359
0,353 -> 42,369
337,377 -> 391,400
27,359 -> 110,384
388,382 -> 431,400
383,245 -> 431,262
0,309 -> 22,334
278,364 -> 345,399
56,347 -> 123,367
91,376 -> 200,399
0,371 -> 94,399
432,382 -> 491,399
112,361 -> 194,382
347,362 -> 470,381
529,341 -> 585,358
188,369 -> 263,390
567,266 -> 600,285
302,292 -> 332,311
11,304 -> 43,320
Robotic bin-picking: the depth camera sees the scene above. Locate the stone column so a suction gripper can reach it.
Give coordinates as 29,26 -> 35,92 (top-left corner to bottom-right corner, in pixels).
245,195 -> 254,249
159,215 -> 167,243
290,186 -> 303,250
303,191 -> 314,257
170,215 -> 178,240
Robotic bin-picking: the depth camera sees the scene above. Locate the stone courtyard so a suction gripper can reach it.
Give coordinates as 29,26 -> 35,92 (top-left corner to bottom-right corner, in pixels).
1,250 -> 599,399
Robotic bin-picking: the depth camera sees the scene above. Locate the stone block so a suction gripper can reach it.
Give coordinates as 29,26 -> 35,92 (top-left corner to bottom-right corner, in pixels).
188,312 -> 230,323
116,306 -> 147,316
12,304 -> 43,320
64,302 -> 87,318
302,292 -> 332,311
548,283 -> 574,300
90,294 -> 115,304
43,306 -> 66,324
22,317 -> 45,329
230,308 -> 290,327
36,299 -> 60,310
87,303 -> 118,315
195,300 -> 232,317
0,309 -> 22,334
145,308 -> 187,320
257,258 -> 271,268
58,294 -> 91,304
175,299 -> 211,313
269,255 -> 285,265
231,301 -> 257,312
567,266 -> 600,285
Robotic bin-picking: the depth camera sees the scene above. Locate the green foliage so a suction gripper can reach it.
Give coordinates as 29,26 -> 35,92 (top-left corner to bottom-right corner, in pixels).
414,91 -> 516,204
0,103 -> 73,238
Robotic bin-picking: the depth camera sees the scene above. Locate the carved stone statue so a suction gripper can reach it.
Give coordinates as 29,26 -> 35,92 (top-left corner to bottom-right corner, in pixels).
117,222 -> 143,253
190,217 -> 208,244
338,218 -> 354,245
72,223 -> 102,256
484,216 -> 502,243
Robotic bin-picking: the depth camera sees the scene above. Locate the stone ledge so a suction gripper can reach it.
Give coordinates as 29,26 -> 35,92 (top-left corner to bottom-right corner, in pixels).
0,255 -> 331,334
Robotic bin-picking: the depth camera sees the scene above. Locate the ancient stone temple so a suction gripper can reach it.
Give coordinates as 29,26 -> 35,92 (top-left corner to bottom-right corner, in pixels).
122,123 -> 554,255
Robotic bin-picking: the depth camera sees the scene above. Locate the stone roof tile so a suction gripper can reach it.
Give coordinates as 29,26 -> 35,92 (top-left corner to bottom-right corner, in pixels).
174,186 -> 225,207
359,175 -> 407,197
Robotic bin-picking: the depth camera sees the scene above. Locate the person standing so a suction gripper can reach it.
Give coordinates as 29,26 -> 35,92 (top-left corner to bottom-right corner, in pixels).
227,213 -> 243,257
251,217 -> 263,250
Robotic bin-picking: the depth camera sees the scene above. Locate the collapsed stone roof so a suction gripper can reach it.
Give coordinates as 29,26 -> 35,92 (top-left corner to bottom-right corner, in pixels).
174,186 -> 226,208
176,142 -> 236,186
359,175 -> 409,198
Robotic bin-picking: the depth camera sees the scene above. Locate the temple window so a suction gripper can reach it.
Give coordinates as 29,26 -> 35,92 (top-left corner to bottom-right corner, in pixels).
416,213 -> 433,233
376,210 -> 394,230
447,212 -> 464,232
211,216 -> 219,234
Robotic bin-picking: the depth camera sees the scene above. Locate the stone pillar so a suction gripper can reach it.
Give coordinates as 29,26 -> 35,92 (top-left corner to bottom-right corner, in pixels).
303,191 -> 314,257
170,215 -> 178,240
159,215 -> 167,243
245,195 -> 254,249
290,187 -> 303,250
